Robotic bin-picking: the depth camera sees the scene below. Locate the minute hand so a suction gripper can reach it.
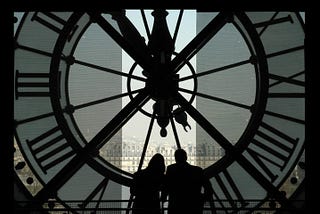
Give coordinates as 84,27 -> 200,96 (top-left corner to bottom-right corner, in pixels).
169,12 -> 232,74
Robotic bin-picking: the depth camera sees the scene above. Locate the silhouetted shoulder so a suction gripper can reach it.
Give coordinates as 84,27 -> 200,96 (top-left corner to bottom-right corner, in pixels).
133,169 -> 145,177
132,170 -> 144,182
186,164 -> 203,174
166,163 -> 176,170
190,164 -> 203,171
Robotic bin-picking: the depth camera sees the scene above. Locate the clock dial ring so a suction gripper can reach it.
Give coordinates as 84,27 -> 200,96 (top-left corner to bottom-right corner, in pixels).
50,11 -> 269,173
14,10 -> 305,213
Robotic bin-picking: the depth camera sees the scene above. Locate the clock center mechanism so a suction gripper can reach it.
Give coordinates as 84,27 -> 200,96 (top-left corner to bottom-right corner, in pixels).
146,9 -> 190,137
147,71 -> 179,101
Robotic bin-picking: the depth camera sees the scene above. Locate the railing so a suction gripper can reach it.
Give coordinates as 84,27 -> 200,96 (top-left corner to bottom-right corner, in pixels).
15,199 -> 305,214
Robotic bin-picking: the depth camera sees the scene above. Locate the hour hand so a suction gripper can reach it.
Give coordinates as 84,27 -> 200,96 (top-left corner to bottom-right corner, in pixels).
108,10 -> 152,61
88,12 -> 153,73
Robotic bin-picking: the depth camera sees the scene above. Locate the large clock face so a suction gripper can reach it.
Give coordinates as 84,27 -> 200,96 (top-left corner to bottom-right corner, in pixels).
14,11 -> 305,212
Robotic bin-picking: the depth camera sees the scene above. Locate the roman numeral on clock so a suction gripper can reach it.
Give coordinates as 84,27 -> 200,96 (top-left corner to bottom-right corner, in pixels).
15,70 -> 50,99
268,70 -> 305,99
212,169 -> 248,211
245,122 -> 299,182
253,12 -> 293,36
26,126 -> 76,174
78,178 -> 109,209
269,71 -> 305,88
31,12 -> 78,41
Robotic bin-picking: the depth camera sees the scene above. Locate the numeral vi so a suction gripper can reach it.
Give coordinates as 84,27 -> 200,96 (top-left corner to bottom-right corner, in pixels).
212,169 -> 248,211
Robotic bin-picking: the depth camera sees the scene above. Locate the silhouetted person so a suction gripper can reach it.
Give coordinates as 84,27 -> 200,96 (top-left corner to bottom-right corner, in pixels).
130,153 -> 166,214
162,148 -> 213,214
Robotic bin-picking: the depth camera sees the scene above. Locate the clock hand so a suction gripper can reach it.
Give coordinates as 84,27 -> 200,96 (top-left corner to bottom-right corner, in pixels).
148,9 -> 175,63
88,12 -> 154,74
27,90 -> 150,207
108,10 -> 154,65
174,92 -> 235,152
108,10 -> 147,46
169,12 -> 233,74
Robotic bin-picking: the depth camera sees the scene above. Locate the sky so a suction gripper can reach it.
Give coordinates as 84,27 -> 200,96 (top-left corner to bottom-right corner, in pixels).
121,10 -> 198,146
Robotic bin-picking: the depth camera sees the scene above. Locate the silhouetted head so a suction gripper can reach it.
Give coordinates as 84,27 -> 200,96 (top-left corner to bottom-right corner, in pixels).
174,148 -> 187,163
148,153 -> 165,174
